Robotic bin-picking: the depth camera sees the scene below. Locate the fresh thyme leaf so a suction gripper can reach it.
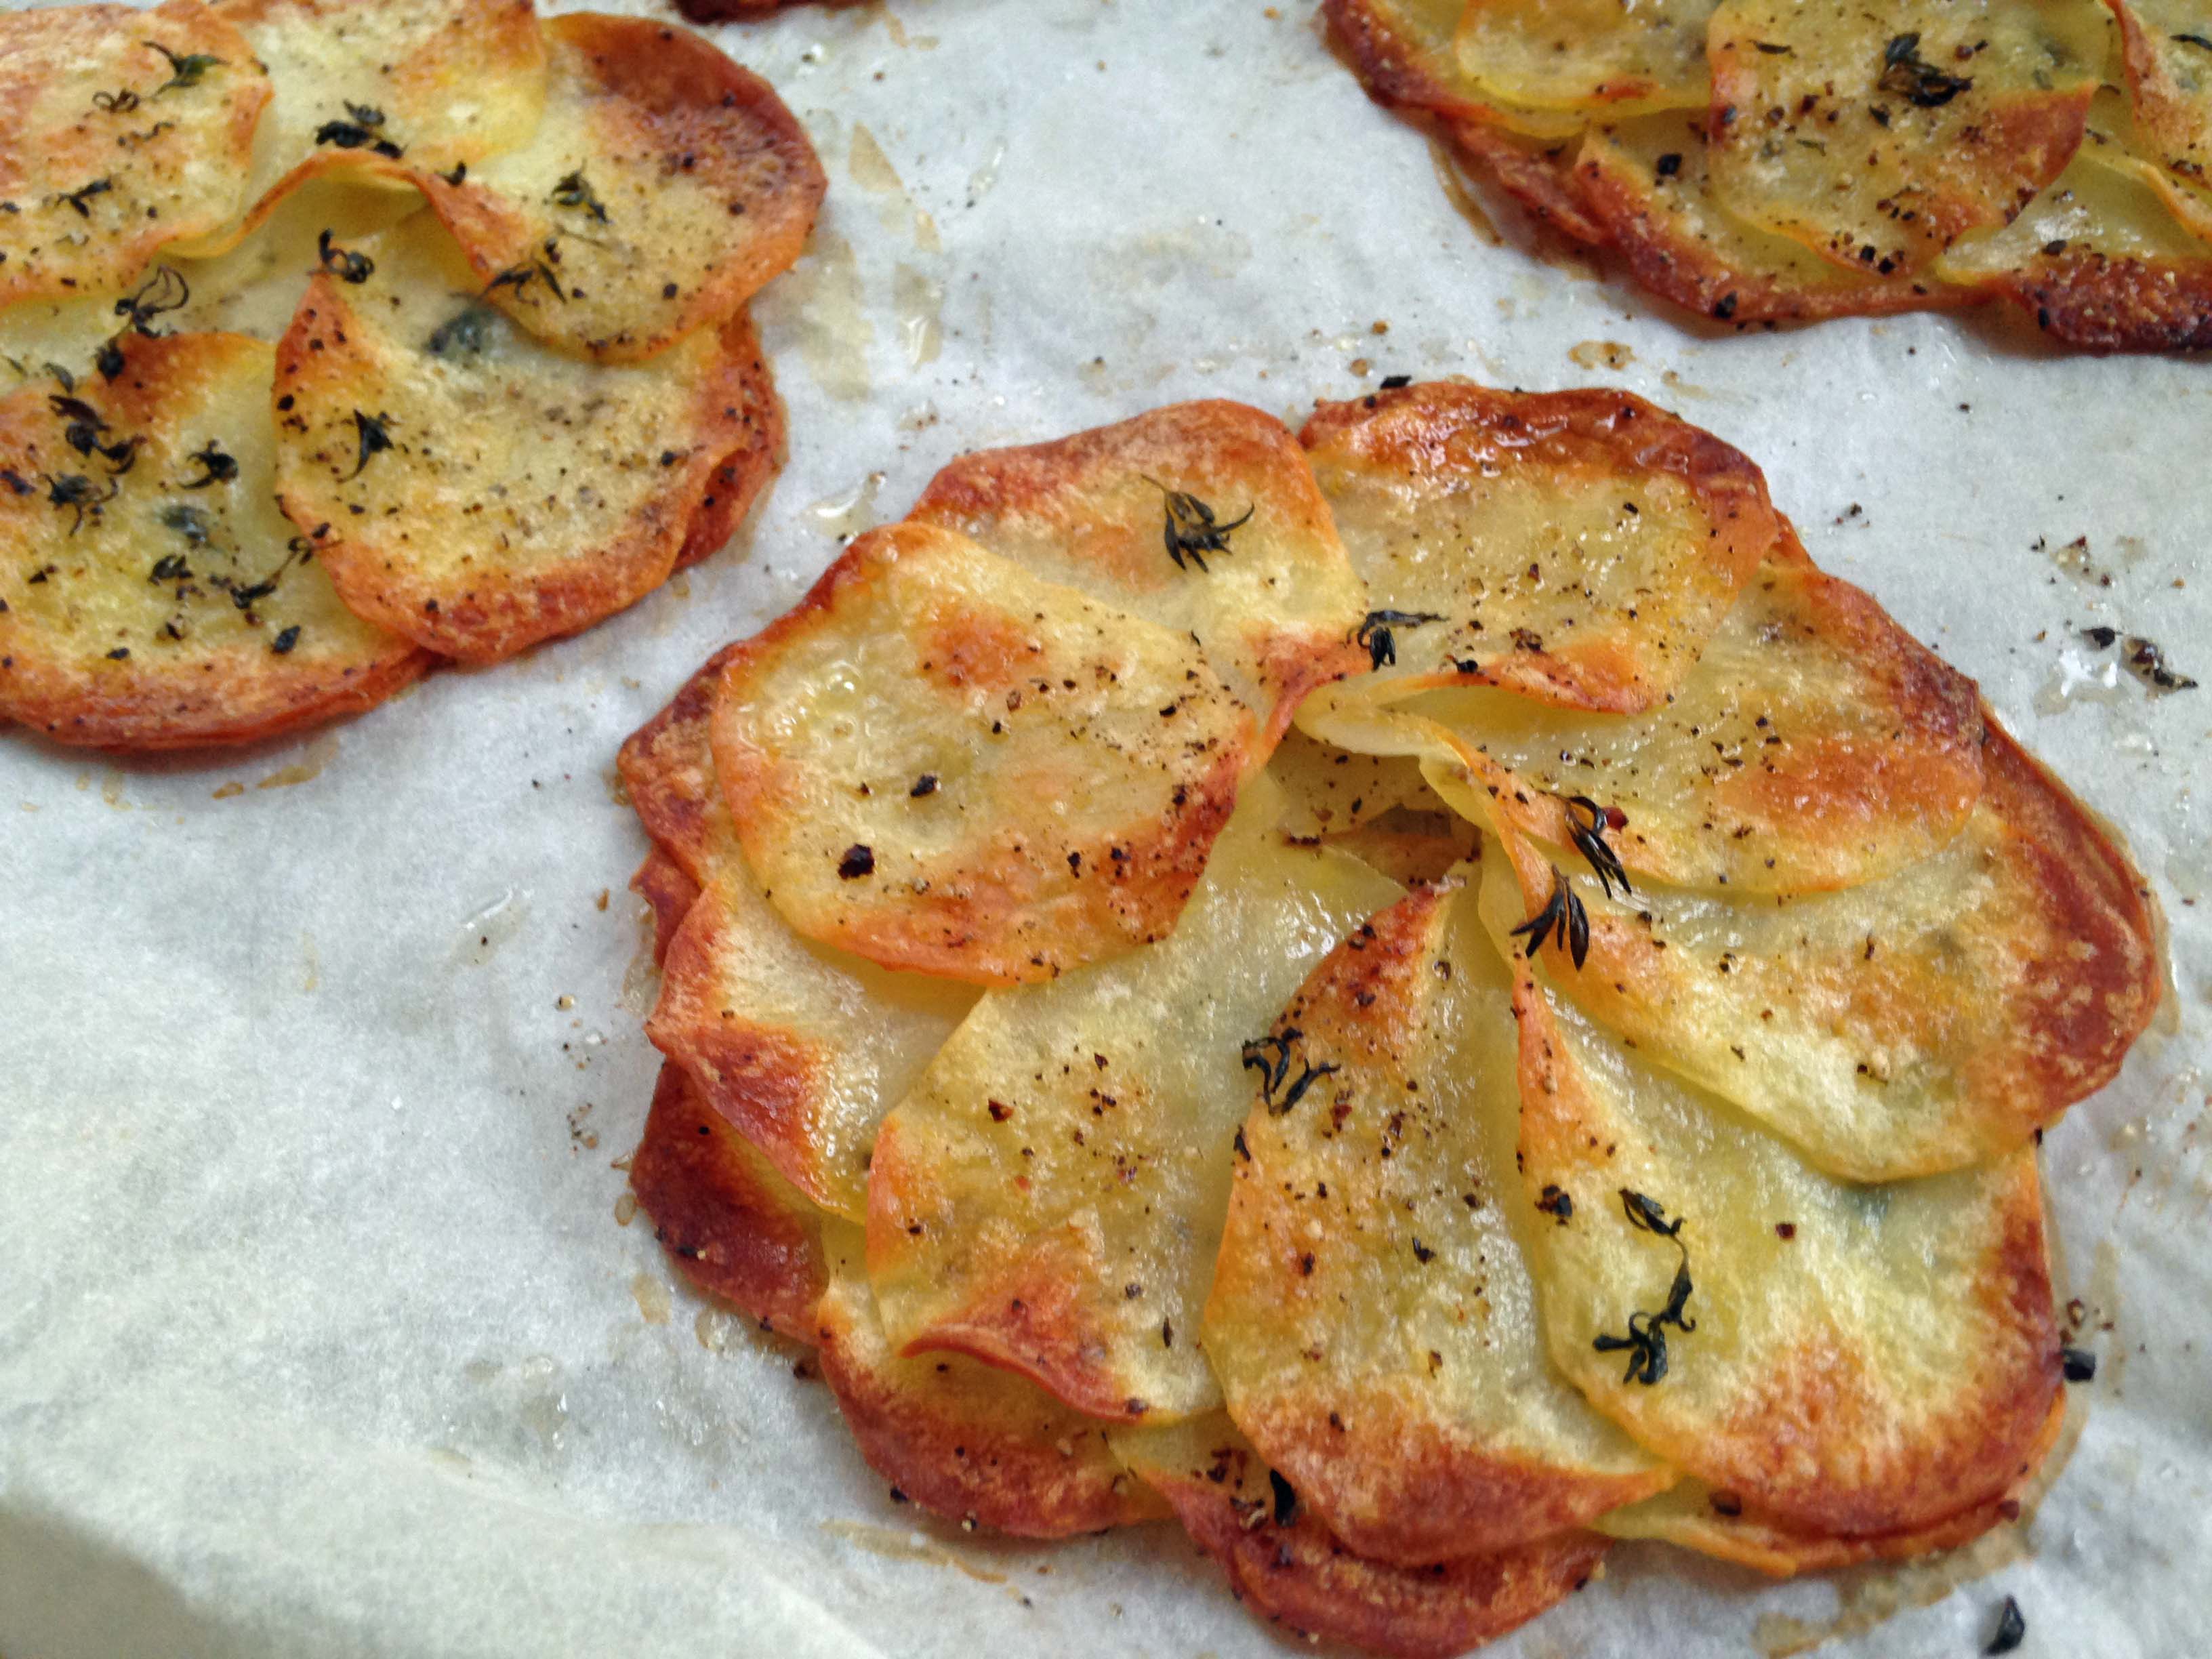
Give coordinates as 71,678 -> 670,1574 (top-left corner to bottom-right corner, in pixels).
1563,794 -> 1631,900
1353,608 -> 1443,670
146,41 -> 224,94
1143,476 -> 1252,572
345,410 -> 394,480
550,169 -> 610,224
1509,867 -> 1591,970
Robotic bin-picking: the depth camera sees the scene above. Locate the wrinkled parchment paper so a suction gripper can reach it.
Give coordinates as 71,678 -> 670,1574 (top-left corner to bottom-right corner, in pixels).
4,3 -> 2209,1654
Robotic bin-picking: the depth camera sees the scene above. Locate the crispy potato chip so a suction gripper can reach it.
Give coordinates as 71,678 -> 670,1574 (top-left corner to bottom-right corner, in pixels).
2106,0 -> 2212,230
1298,384 -> 1780,716
207,0 -> 545,241
408,12 -> 824,363
866,787 -> 1401,1422
711,521 -> 1266,986
634,846 -> 701,968
1505,974 -> 2063,1538
1205,879 -> 1671,1565
0,2 -> 270,310
1576,112 -> 1974,322
1395,557 -> 1990,894
631,1061 -> 827,1339
271,211 -> 781,663
0,328 -> 426,750
1454,0 -> 1716,117
905,402 -> 1369,746
813,1225 -> 1168,1538
1596,1397 -> 2064,1574
1938,140 -> 2212,350
1477,719 -> 2159,1180
1269,725 -> 1433,840
621,644 -> 748,885
1705,0 -> 2106,278
1324,0 -> 1593,140
1114,1416 -> 1610,1659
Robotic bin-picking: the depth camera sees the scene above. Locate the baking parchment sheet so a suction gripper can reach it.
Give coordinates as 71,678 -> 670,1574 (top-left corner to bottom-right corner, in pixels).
3,2 -> 2209,1655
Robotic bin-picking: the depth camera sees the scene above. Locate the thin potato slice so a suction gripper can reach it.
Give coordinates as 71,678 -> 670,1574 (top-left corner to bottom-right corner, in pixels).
1298,384 -> 1780,716
1269,725 -> 1431,840
1938,140 -> 2212,350
1324,0 -> 1593,140
1454,0 -> 1717,118
2106,0 -> 2212,232
865,787 -> 1401,1423
1706,0 -> 2106,277
813,1225 -> 1168,1538
1394,556 -> 1989,894
409,12 -> 824,363
711,521 -> 1262,987
1320,806 -> 1471,888
1113,1417 -> 1610,1659
621,644 -> 747,886
1577,113 -> 1975,323
1505,974 -> 2063,1538
1205,880 -> 1671,1565
208,0 -> 545,243
906,402 -> 1368,746
1441,117 -> 1610,242
0,329 -> 426,750
1596,1398 -> 2064,1575
272,211 -> 781,663
1476,720 -> 2159,1181
0,2 -> 270,310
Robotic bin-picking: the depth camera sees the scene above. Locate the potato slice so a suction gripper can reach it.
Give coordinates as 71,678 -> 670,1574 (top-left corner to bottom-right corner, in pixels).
621,644 -> 749,886
1269,725 -> 1431,840
207,0 -> 546,243
1505,973 -> 2062,1538
1440,116 -> 1610,242
711,521 -> 1265,986
1705,0 -> 2107,276
1938,138 -> 2212,350
865,785 -> 1401,1423
272,210 -> 781,663
0,2 -> 269,310
1454,0 -> 1717,118
1205,879 -> 1671,1565
1299,383 -> 1780,716
0,329 -> 426,750
1476,718 -> 2159,1181
1389,556 -> 1989,894
409,12 -> 824,363
1324,0 -> 1593,140
905,401 -> 1368,747
1321,806 -> 1471,888
1576,112 -> 1975,322
2106,0 -> 2212,234
1113,1416 -> 1610,1659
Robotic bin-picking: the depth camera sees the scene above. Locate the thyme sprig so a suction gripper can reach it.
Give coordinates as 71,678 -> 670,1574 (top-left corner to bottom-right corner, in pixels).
1877,33 -> 1973,108
1563,795 -> 1631,900
1354,608 -> 1443,670
1592,1189 -> 1696,1387
1240,1029 -> 1302,1103
1509,867 -> 1591,970
1144,477 -> 1251,572
146,41 -> 224,94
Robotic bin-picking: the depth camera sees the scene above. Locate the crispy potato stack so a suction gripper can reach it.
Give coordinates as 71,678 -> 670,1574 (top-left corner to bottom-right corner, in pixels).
0,0 -> 821,750
1330,0 -> 2212,349
619,386 -> 2159,1658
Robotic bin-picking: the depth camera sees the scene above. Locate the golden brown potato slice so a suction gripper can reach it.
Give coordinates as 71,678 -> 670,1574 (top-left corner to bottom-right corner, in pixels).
271,210 -> 781,663
1705,0 -> 2107,277
1299,384 -> 1780,716
207,0 -> 546,243
634,846 -> 700,968
1938,139 -> 2212,350
1596,1397 -> 2064,1574
1113,1416 -> 1610,1659
1440,116 -> 1610,242
0,2 -> 269,310
1576,112 -> 1976,322
1324,0 -> 1593,140
1205,879 -> 1671,1565
865,785 -> 1401,1423
813,1223 -> 1168,1538
621,643 -> 748,886
1393,556 -> 1990,894
1320,806 -> 1471,889
710,520 -> 1266,986
905,402 -> 1369,747
1504,972 -> 2063,1540
1475,718 -> 2159,1181
2106,0 -> 2212,235
0,329 -> 426,750
1454,0 -> 1716,117
409,12 -> 824,363
1269,726 -> 1432,840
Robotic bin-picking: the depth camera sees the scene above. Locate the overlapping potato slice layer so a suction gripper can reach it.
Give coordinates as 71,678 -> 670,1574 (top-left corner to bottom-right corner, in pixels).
207,0 -> 546,239
1326,0 -> 1590,139
1505,976 -> 2062,1538
0,329 -> 426,748
712,521 -> 1265,987
2105,0 -> 2212,234
865,784 -> 1401,1421
1205,878 -> 1671,1564
409,12 -> 825,363
0,1 -> 270,310
1298,384 -> 1779,715
907,402 -> 1368,744
1453,0 -> 1717,117
270,210 -> 780,663
1113,1417 -> 1610,1659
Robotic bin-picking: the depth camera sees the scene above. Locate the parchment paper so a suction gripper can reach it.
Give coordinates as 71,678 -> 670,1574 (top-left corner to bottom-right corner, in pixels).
3,3 -> 2208,1655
